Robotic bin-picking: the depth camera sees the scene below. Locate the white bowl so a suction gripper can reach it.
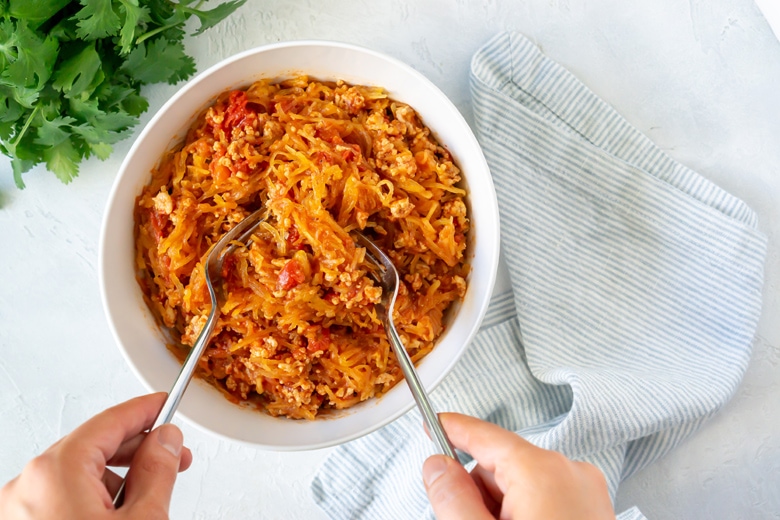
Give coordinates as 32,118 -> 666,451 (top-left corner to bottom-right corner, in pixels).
99,40 -> 500,450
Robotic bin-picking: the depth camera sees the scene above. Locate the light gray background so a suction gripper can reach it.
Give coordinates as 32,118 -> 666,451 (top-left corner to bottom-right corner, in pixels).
1,1 -> 778,518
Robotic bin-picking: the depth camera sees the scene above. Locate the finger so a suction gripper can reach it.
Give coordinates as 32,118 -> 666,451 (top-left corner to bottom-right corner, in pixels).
178,445 -> 194,472
102,467 -> 123,498
107,432 -> 193,472
438,413 -> 534,474
423,455 -> 494,520
107,433 -> 146,466
470,465 -> 502,516
122,424 -> 183,517
57,393 -> 167,479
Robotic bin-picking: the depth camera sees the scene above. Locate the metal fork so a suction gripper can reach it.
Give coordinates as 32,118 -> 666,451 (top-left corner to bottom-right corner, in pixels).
113,208 -> 266,507
352,231 -> 459,460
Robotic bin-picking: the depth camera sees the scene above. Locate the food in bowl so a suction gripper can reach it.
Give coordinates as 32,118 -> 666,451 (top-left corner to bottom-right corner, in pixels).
135,76 -> 470,419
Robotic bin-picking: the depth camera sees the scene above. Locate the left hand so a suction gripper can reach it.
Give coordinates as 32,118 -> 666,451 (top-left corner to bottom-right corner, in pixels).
0,393 -> 193,519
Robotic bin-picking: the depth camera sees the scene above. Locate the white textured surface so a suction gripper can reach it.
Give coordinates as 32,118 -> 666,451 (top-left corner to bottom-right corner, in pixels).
1,1 -> 778,518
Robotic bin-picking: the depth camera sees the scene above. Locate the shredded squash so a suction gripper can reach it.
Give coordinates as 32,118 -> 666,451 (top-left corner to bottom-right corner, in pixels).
135,76 -> 469,419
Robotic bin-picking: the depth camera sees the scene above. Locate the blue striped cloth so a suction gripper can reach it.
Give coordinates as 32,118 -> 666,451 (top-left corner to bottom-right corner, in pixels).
312,32 -> 767,519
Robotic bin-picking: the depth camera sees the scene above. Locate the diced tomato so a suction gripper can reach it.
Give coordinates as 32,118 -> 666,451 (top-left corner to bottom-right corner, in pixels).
286,225 -> 300,244
149,208 -> 168,241
286,226 -> 306,250
277,258 -> 305,290
222,90 -> 253,133
307,327 -> 331,353
235,158 -> 250,174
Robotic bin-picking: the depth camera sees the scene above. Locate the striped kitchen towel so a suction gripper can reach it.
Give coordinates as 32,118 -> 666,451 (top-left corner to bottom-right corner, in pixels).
312,32 -> 767,519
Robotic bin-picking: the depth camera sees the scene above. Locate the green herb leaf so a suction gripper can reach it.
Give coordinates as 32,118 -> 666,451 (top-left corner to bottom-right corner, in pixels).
69,97 -> 136,143
0,18 -> 59,89
43,138 -> 80,183
188,0 -> 247,36
12,157 -> 34,189
51,42 -> 102,97
0,89 -> 24,118
99,81 -> 149,115
121,92 -> 148,115
48,15 -> 80,42
35,115 -> 76,146
74,0 -> 120,40
8,0 -> 71,28
6,84 -> 40,109
1,0 -> 244,188
143,0 -> 175,24
117,0 -> 151,55
88,140 -> 113,159
121,37 -> 194,84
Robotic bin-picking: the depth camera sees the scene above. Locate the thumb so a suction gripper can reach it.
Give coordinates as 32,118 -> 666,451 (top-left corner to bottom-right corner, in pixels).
423,455 -> 494,520
121,424 -> 183,518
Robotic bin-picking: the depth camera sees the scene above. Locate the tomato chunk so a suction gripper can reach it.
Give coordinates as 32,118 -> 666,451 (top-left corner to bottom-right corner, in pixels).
149,208 -> 168,241
307,327 -> 331,353
222,90 -> 252,133
278,259 -> 305,290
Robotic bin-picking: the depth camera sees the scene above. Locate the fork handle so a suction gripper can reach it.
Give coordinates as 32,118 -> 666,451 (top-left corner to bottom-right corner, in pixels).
113,304 -> 220,507
385,319 -> 459,461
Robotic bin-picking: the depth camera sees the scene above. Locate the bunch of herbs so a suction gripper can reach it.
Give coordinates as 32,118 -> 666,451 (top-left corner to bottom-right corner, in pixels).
0,0 -> 246,188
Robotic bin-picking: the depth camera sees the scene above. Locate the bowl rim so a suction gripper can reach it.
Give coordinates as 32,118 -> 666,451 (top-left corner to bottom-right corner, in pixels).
98,39 -> 501,450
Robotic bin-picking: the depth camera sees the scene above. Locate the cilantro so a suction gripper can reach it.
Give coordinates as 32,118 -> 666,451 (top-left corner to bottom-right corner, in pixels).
7,0 -> 71,28
43,138 -> 80,183
51,42 -> 102,96
186,0 -> 245,36
0,0 -> 248,189
117,0 -> 150,55
74,0 -> 121,40
34,114 -> 76,146
0,18 -> 59,90
121,36 -> 194,84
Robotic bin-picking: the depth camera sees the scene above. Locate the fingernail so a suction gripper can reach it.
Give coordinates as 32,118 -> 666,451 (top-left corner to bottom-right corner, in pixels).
423,455 -> 449,487
157,424 -> 183,457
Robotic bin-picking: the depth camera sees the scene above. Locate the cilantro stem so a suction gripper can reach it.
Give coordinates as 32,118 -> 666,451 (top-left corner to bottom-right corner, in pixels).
12,104 -> 40,148
177,6 -> 200,16
136,22 -> 183,45
136,0 -> 209,45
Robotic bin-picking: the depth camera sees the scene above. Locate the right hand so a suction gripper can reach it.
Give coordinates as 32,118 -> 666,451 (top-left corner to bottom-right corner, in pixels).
422,413 -> 614,519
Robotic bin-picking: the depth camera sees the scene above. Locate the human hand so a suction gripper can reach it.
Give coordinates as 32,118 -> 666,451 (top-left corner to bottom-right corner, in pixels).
422,413 -> 614,519
0,393 -> 192,520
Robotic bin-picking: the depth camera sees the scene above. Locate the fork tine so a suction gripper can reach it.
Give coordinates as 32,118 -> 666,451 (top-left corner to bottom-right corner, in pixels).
353,231 -> 390,269
207,210 -> 266,280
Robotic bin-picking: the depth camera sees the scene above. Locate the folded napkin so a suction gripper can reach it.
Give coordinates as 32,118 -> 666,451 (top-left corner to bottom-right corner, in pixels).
312,32 -> 767,519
